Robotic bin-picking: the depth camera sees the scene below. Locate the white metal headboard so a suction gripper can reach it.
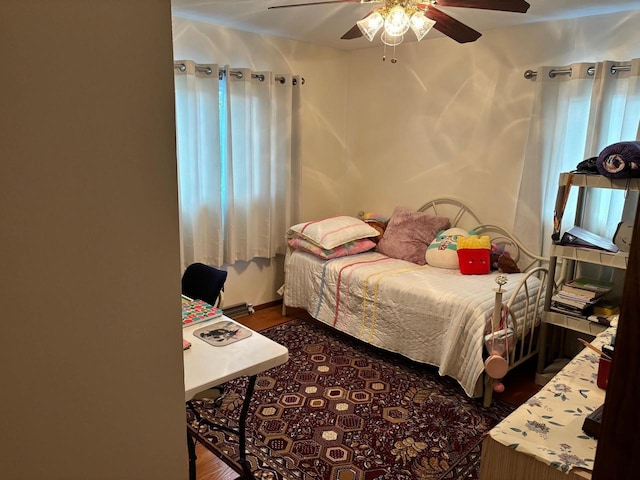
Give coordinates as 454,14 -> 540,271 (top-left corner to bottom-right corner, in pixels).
418,197 -> 547,272
418,197 -> 482,231
474,224 -> 548,272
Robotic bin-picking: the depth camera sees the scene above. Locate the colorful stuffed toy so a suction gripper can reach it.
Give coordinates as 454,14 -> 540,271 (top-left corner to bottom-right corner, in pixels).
457,234 -> 491,275
425,227 -> 470,269
357,211 -> 388,243
490,242 -> 520,273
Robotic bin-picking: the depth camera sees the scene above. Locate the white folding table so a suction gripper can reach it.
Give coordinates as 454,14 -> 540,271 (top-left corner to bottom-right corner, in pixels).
183,316 -> 289,479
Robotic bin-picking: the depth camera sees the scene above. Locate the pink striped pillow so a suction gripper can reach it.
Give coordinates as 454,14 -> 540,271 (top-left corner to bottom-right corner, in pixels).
288,216 -> 380,250
288,237 -> 376,259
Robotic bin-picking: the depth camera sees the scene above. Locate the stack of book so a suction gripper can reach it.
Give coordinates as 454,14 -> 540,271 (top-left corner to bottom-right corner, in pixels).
551,276 -> 614,317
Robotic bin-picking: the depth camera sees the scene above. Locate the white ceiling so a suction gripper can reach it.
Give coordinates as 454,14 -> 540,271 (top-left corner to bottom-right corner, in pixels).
171,0 -> 640,50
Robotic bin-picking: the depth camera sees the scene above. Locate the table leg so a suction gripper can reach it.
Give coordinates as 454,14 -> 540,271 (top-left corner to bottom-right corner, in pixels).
187,426 -> 197,480
238,375 -> 257,479
186,376 -> 258,480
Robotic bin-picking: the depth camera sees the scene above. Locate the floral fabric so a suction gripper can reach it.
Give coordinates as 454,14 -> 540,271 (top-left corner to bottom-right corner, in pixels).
488,326 -> 615,473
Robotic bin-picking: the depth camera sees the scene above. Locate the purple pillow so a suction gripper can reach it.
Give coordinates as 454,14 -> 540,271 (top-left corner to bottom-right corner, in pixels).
376,207 -> 450,265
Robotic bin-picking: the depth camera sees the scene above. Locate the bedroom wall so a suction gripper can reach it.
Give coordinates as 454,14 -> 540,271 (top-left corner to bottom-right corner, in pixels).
343,9 -> 640,233
172,18 -> 351,307
1,1 -> 186,479
172,10 -> 640,307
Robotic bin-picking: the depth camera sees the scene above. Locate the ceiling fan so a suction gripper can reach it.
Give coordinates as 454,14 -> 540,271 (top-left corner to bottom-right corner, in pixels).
268,0 -> 531,45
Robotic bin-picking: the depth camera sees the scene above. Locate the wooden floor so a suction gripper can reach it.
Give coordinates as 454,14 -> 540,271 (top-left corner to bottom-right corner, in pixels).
190,303 -> 541,479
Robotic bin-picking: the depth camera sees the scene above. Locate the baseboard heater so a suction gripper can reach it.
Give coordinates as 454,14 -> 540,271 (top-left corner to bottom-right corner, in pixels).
222,302 -> 255,319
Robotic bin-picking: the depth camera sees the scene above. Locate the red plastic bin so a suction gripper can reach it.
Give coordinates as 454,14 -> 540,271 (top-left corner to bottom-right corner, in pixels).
457,248 -> 490,275
597,357 -> 611,389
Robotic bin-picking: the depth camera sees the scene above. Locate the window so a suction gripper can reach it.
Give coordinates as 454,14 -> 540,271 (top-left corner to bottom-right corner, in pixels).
515,59 -> 640,255
174,62 -> 301,268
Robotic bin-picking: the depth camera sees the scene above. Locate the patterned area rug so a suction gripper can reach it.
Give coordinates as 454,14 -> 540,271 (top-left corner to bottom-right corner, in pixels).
186,319 -> 514,480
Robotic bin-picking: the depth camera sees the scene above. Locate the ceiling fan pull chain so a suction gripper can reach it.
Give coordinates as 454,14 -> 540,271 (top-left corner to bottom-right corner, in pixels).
381,40 -> 398,63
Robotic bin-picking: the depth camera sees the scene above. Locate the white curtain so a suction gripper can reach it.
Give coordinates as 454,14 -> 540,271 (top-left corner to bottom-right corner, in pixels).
174,61 -> 223,268
174,61 -> 301,268
515,58 -> 640,256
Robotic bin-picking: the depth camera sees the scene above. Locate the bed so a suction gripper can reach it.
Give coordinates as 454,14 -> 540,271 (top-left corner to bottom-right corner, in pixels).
281,198 -> 548,406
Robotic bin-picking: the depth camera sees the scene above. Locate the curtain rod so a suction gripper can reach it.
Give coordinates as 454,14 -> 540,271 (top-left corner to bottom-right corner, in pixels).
173,63 -> 304,85
524,63 -> 631,80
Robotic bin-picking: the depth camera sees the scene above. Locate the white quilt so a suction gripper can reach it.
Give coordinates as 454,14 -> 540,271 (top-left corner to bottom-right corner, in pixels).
283,250 -> 542,397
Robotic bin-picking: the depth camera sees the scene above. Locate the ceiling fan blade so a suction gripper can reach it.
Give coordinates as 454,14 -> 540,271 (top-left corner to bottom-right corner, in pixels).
341,8 -> 380,40
268,0 -> 373,10
424,6 -> 481,43
431,0 -> 530,14
341,24 -> 363,39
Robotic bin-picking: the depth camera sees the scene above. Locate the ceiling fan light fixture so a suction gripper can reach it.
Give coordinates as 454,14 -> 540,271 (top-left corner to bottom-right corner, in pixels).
380,30 -> 404,47
409,11 -> 436,42
384,5 -> 411,37
356,11 -> 384,42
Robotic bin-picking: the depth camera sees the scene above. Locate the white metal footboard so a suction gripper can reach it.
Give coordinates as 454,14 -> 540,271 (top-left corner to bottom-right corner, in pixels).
483,266 -> 548,407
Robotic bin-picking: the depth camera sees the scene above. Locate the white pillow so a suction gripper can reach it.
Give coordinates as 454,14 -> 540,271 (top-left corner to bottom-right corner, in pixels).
288,216 -> 380,250
425,227 -> 470,269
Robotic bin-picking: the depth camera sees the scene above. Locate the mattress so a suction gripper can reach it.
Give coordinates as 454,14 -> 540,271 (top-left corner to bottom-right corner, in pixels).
283,250 -> 542,397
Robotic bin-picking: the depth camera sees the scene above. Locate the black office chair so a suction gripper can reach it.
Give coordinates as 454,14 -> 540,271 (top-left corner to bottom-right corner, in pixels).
182,262 -> 229,405
181,262 -> 227,308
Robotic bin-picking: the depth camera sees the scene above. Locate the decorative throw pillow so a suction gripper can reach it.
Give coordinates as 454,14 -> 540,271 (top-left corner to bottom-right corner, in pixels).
425,227 -> 471,269
357,211 -> 389,243
357,211 -> 389,223
288,216 -> 380,250
457,235 -> 491,275
376,206 -> 450,265
288,237 -> 376,259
